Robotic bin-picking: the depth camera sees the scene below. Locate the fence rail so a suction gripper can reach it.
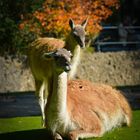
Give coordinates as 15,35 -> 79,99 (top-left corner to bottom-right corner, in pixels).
96,41 -> 140,45
94,26 -> 140,52
103,26 -> 140,30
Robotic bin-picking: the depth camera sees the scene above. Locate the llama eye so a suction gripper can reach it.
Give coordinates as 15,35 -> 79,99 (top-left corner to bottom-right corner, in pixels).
73,33 -> 80,40
54,56 -> 61,61
73,31 -> 78,35
73,31 -> 79,37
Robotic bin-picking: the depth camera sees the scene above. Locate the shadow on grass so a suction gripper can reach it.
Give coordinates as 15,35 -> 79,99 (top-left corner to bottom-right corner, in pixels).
0,85 -> 140,118
0,110 -> 140,140
0,91 -> 41,118
0,129 -> 52,140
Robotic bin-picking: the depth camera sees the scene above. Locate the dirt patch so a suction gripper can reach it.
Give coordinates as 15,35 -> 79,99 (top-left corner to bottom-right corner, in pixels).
0,56 -> 34,93
77,50 -> 140,86
0,51 -> 140,93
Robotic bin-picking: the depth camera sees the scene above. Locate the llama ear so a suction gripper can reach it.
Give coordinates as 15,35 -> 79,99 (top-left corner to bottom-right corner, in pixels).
69,19 -> 75,29
81,18 -> 88,29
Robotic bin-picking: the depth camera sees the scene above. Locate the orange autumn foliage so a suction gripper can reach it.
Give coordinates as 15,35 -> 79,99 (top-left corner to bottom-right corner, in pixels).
19,0 -> 119,37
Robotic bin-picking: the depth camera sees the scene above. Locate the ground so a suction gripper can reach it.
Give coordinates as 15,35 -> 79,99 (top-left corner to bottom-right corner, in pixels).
0,91 -> 140,140
0,111 -> 139,140
1,51 -> 140,93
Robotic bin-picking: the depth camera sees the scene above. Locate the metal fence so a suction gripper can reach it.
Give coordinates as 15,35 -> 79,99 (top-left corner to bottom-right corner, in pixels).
94,26 -> 140,52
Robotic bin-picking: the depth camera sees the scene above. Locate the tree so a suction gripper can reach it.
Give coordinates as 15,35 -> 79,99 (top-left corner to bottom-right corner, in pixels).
0,0 -> 45,55
19,0 -> 120,44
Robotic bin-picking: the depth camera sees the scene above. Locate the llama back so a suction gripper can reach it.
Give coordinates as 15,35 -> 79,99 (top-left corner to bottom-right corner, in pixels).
67,80 -> 132,136
29,37 -> 65,54
28,37 -> 65,79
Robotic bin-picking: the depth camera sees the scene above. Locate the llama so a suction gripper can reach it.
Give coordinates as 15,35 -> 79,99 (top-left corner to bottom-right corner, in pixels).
28,19 -> 88,126
43,48 -> 132,140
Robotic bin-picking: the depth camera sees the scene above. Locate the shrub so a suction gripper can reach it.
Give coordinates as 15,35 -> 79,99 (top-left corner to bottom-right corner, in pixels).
0,0 -> 44,55
19,0 -> 120,39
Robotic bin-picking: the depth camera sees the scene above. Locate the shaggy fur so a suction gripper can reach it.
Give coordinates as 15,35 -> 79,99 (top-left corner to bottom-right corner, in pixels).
44,48 -> 132,140
28,19 -> 88,126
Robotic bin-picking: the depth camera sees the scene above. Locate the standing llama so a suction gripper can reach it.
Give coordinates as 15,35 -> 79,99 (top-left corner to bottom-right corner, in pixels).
43,48 -> 132,140
28,19 -> 88,126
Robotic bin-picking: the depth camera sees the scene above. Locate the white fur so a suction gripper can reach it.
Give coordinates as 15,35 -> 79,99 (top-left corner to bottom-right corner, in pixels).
46,72 -> 77,135
28,19 -> 87,127
37,80 -> 49,126
45,67 -> 131,140
68,45 -> 81,79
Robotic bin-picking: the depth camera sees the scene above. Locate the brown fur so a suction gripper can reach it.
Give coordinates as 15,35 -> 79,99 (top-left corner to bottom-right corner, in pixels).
42,48 -> 132,140
28,37 -> 65,80
28,19 -> 88,127
29,37 -> 65,53
67,80 -> 132,138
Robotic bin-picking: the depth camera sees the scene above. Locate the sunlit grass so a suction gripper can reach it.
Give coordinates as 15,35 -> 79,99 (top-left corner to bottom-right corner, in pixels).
86,110 -> 140,140
0,116 -> 42,133
0,110 -> 140,140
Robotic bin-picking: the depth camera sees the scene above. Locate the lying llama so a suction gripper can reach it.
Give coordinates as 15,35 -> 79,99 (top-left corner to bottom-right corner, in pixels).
43,48 -> 132,140
28,19 -> 88,126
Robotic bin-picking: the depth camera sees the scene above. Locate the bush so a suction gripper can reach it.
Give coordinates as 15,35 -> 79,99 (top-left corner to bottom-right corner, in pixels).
0,0 -> 44,55
20,0 -> 120,38
0,0 -> 120,55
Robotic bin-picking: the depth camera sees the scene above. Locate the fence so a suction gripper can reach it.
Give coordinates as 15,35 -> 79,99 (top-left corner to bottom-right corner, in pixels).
94,26 -> 140,52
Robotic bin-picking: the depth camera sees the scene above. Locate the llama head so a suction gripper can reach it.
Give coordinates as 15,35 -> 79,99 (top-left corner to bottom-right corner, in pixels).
69,18 -> 88,48
43,48 -> 72,73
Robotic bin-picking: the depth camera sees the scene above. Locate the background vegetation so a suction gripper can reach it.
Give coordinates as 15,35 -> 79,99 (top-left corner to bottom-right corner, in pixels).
0,0 -> 44,55
0,0 -> 119,55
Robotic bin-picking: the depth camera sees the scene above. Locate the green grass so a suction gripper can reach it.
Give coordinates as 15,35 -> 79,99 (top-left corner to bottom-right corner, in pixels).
0,116 -> 42,133
0,110 -> 140,140
86,110 -> 140,140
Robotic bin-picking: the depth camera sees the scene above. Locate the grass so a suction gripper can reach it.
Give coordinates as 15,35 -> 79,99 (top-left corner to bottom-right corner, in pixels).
0,110 -> 140,140
0,116 -> 42,133
86,110 -> 140,140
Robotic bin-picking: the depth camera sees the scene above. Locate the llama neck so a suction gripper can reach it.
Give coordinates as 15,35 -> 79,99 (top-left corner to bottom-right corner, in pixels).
65,33 -> 81,79
48,71 -> 68,118
65,33 -> 78,53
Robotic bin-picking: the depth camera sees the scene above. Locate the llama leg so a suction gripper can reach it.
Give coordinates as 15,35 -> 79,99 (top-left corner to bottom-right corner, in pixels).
34,79 -> 42,97
68,130 -> 100,140
35,80 -> 47,127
